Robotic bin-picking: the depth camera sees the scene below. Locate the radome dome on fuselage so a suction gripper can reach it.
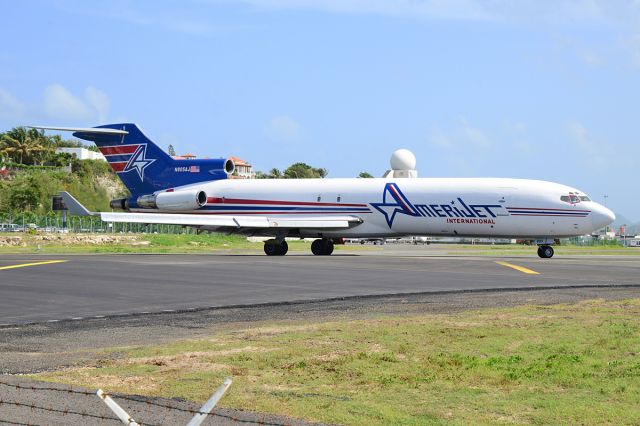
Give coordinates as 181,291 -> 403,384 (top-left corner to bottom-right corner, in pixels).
33,123 -> 615,258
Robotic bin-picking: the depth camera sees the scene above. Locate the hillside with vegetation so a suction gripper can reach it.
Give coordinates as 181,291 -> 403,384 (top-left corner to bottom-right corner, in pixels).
0,127 -> 126,219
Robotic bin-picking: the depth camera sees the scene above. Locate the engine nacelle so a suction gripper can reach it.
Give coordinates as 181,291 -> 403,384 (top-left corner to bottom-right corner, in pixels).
136,189 -> 208,211
109,198 -> 129,210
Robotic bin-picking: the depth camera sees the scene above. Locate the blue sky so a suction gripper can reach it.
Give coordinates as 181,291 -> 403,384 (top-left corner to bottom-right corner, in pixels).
1,1 -> 639,221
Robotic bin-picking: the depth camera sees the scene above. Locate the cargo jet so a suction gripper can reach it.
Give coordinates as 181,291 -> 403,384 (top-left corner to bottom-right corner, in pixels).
33,123 -> 615,258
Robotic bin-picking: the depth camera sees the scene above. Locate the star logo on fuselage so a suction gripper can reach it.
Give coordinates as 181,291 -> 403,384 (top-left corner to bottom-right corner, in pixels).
371,183 -> 420,228
123,144 -> 155,181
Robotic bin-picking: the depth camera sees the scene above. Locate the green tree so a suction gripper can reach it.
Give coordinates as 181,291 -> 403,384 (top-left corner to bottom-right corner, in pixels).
8,184 -> 41,211
0,127 -> 51,165
168,144 -> 176,156
358,171 -> 374,178
267,168 -> 282,178
283,162 -> 327,179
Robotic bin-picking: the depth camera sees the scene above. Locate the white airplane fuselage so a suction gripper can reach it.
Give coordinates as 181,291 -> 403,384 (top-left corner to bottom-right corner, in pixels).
132,177 -> 614,239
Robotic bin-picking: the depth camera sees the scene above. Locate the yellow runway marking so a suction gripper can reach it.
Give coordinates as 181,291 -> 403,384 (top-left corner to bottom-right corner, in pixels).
495,261 -> 540,275
0,260 -> 68,270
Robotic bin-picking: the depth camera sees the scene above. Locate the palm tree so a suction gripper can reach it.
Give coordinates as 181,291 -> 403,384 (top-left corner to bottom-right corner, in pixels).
0,127 -> 46,164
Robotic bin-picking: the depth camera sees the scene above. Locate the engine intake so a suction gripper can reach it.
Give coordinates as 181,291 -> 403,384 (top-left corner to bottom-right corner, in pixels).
136,189 -> 208,211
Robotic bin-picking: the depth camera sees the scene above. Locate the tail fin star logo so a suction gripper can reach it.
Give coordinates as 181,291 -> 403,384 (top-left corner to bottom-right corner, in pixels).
123,144 -> 155,181
371,183 -> 420,227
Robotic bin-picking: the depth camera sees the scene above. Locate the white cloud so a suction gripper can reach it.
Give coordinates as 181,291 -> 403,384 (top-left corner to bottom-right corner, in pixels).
0,88 -> 26,120
44,84 -> 93,121
0,85 -> 110,125
631,33 -> 640,67
43,84 -> 110,123
428,125 -> 453,147
460,117 -> 490,147
503,120 -> 532,153
56,1 -> 224,36
265,115 -> 301,142
84,86 -> 110,124
427,117 -> 491,149
240,0 -> 495,20
238,0 -> 640,23
568,121 -> 607,168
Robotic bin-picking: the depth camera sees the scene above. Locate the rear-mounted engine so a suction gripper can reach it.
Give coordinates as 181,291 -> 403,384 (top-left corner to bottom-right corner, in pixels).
136,189 -> 208,211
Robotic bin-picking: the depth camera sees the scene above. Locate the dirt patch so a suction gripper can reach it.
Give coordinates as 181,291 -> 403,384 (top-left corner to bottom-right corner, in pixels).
130,346 -> 275,370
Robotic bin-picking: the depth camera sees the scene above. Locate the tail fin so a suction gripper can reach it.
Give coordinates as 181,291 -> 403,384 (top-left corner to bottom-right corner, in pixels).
70,124 -> 234,196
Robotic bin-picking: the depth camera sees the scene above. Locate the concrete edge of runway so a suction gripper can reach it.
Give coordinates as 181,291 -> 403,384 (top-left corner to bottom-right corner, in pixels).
4,283 -> 640,329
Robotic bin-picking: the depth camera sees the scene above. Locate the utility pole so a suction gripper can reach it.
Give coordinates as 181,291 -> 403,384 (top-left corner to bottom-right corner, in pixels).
603,194 -> 609,235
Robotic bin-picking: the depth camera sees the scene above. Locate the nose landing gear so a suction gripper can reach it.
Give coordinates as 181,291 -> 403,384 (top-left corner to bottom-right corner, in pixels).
311,238 -> 334,256
537,245 -> 554,259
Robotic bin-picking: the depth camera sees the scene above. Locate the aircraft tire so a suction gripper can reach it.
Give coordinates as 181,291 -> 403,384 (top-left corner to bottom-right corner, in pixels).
264,240 -> 284,256
537,245 -> 554,259
324,239 -> 334,255
278,241 -> 288,256
311,239 -> 334,255
311,239 -> 323,255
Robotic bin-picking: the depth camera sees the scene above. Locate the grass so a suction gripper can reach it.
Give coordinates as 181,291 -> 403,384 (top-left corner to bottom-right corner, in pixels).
35,299 -> 640,425
0,232 -> 636,255
0,232 -> 330,254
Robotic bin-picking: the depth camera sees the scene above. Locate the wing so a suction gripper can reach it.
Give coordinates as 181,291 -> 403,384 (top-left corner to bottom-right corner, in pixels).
58,191 -> 364,233
100,212 -> 362,231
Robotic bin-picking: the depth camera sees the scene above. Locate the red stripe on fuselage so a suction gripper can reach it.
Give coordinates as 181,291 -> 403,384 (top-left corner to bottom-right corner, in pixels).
206,197 -> 367,207
132,211 -> 372,215
509,213 -> 588,217
99,145 -> 139,155
507,207 -> 591,212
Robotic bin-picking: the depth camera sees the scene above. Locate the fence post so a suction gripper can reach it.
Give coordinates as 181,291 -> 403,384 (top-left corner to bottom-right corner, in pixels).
96,389 -> 140,426
186,378 -> 232,426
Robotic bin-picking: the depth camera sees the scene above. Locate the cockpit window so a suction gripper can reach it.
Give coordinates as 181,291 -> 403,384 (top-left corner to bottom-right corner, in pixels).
560,193 -> 591,204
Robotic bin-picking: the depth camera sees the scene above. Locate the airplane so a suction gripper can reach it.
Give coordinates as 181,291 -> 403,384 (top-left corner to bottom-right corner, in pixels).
32,123 -> 616,258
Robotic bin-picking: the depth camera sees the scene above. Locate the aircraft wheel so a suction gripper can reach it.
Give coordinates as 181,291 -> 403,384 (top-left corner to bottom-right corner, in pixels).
537,245 -> 554,259
324,239 -> 334,255
264,240 -> 287,256
311,239 -> 324,255
278,241 -> 288,256
311,239 -> 334,255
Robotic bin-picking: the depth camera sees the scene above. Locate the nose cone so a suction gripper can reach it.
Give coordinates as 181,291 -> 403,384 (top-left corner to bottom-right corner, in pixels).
591,203 -> 616,230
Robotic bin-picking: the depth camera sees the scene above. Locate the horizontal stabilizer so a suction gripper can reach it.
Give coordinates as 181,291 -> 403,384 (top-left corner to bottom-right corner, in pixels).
28,126 -> 128,135
59,191 -> 99,216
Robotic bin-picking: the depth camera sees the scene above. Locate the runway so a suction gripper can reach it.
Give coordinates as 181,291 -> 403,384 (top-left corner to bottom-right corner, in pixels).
1,246 -> 639,325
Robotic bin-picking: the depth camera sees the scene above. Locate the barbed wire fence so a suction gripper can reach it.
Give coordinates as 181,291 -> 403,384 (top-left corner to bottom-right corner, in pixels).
0,380 -> 294,426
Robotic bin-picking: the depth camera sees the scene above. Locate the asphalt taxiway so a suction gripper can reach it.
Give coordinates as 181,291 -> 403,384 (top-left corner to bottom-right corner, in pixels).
1,246 -> 638,325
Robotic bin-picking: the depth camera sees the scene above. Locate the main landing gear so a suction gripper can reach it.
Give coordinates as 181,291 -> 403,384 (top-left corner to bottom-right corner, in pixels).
263,238 -> 336,256
263,239 -> 288,256
537,245 -> 554,259
311,238 -> 334,256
